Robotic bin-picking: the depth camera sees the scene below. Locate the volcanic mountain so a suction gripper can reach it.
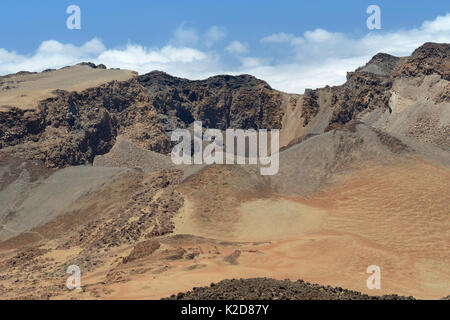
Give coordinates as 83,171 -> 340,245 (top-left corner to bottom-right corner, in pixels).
0,42 -> 448,299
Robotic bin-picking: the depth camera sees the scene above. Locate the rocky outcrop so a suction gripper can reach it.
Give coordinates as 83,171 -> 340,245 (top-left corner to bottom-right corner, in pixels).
301,89 -> 320,126
294,52 -> 402,139
0,105 -> 117,168
299,67 -> 393,130
298,43 -> 448,138
139,71 -> 285,131
0,79 -> 170,167
76,62 -> 107,69
393,42 -> 450,80
0,107 -> 44,148
356,53 -> 401,76
165,278 -> 416,300
1,71 -> 286,168
328,70 -> 393,125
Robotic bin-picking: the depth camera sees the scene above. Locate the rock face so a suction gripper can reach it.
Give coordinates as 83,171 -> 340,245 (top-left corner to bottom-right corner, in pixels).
363,43 -> 449,151
393,42 -> 450,80
288,42 -> 449,152
301,53 -> 399,129
0,105 -> 117,168
331,70 -> 393,125
139,71 -> 285,131
0,71 -> 285,168
0,79 -> 169,167
0,107 -> 45,148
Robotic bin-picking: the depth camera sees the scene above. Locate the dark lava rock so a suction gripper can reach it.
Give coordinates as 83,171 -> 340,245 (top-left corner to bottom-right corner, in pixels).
164,278 -> 417,300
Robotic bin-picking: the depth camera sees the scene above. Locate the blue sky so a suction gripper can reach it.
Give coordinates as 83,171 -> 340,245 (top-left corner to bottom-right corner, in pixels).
0,0 -> 449,92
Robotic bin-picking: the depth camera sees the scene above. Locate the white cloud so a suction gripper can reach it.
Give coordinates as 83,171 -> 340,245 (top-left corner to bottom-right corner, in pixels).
0,39 -> 221,80
232,56 -> 372,94
422,13 -> 450,32
0,38 -> 108,75
303,29 -> 334,43
170,25 -> 200,46
170,24 -> 227,47
96,44 -> 221,78
225,40 -> 249,54
251,13 -> 450,92
0,48 -> 23,64
260,32 -> 294,43
239,57 -> 268,68
99,45 -> 207,65
0,14 -> 449,93
204,26 -> 226,47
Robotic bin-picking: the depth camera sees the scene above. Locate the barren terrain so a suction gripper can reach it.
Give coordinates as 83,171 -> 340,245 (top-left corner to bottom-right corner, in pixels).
0,42 -> 448,300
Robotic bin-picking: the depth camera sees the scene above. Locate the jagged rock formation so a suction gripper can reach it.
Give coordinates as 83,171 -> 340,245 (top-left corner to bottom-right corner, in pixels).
393,42 -> 449,80
286,42 -> 449,151
139,71 -> 284,131
1,69 -> 285,168
298,52 -> 398,132
0,78 -> 169,167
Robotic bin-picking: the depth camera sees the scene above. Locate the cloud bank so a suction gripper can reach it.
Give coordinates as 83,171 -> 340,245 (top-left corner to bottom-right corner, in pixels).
1,14 -> 449,93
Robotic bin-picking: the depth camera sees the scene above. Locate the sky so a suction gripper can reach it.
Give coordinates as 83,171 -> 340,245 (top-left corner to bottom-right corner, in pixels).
0,0 -> 449,93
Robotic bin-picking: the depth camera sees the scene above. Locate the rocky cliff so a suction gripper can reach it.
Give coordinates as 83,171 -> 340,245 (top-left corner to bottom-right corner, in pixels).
0,42 -> 448,168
